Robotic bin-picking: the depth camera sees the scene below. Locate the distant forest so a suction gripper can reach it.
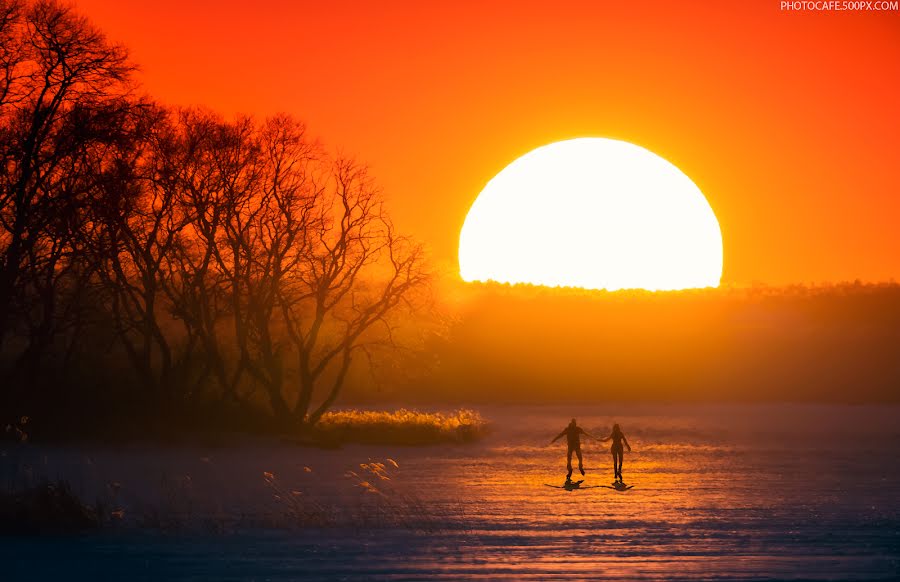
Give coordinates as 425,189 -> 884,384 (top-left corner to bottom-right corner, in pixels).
0,0 -> 430,435
395,282 -> 900,406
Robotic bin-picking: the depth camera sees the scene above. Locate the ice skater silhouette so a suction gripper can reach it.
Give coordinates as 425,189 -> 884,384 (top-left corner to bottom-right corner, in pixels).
600,423 -> 631,482
550,418 -> 599,480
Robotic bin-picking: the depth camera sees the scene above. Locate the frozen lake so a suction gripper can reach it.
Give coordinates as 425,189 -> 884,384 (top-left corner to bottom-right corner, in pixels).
2,404 -> 899,580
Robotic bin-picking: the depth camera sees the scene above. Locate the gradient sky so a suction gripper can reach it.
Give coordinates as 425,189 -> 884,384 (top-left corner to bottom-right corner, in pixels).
74,0 -> 900,286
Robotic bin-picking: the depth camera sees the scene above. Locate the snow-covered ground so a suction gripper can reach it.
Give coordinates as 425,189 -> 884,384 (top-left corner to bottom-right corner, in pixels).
2,404 -> 899,580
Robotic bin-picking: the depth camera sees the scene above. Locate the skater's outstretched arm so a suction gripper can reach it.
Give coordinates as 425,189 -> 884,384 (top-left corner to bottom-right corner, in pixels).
550,430 -> 566,444
598,433 -> 612,443
623,434 -> 632,452
581,429 -> 598,440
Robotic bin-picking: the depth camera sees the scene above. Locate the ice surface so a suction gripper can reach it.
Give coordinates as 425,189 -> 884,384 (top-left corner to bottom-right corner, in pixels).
2,404 -> 898,580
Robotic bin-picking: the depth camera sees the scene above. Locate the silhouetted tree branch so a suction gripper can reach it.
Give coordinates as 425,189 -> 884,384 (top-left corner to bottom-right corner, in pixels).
0,0 -> 133,405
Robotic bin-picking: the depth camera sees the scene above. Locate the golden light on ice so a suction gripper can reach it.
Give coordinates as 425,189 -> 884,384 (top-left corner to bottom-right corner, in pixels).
459,138 -> 723,291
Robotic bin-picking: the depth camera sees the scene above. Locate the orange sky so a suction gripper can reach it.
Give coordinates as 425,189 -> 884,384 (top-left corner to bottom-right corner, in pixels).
74,0 -> 900,286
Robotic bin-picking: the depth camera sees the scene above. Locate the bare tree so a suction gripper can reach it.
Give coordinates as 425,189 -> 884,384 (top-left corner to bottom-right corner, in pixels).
172,112 -> 430,425
0,0 -> 132,360
156,110 -> 238,404
190,114 -> 322,420
82,104 -> 204,402
279,158 -> 429,425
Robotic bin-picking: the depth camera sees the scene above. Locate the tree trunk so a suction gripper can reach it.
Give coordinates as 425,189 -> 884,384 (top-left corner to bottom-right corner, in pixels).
307,352 -> 352,425
294,354 -> 315,422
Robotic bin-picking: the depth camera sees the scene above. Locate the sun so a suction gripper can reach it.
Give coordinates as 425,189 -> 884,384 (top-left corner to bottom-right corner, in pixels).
458,138 -> 723,291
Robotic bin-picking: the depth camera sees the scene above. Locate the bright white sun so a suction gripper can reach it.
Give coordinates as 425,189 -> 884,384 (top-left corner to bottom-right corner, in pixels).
459,138 -> 723,291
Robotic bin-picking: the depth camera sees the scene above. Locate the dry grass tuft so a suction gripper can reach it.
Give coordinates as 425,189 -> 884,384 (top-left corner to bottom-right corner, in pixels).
314,408 -> 488,445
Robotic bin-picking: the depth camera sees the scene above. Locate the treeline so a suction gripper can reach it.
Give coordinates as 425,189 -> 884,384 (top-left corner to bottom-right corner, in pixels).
415,281 -> 900,404
0,0 -> 429,433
